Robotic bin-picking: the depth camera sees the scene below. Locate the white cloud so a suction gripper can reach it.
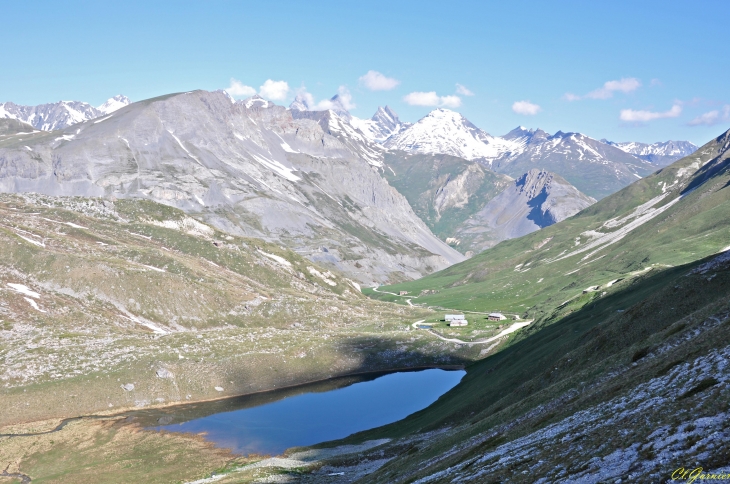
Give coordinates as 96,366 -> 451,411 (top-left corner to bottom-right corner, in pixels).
587,78 -> 641,99
225,78 -> 257,98
688,105 -> 730,126
619,103 -> 682,123
439,95 -> 462,108
455,84 -> 474,96
512,100 -> 541,116
403,91 -> 462,108
566,78 -> 641,101
297,86 -> 355,111
259,79 -> 290,101
359,71 -> 400,91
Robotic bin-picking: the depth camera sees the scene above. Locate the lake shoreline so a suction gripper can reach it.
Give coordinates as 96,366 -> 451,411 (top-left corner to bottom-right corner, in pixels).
0,364 -> 467,435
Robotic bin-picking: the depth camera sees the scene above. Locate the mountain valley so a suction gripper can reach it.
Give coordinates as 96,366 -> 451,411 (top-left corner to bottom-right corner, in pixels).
0,88 -> 726,484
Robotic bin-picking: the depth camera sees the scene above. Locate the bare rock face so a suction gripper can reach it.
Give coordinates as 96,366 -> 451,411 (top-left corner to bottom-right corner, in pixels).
0,90 -> 463,284
455,169 -> 595,252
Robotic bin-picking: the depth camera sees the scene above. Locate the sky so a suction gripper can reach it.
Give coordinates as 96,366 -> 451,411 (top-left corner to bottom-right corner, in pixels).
1,0 -> 728,145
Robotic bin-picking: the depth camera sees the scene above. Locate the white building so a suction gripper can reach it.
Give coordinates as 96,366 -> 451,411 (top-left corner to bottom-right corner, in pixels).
445,314 -> 465,321
449,319 -> 468,327
488,313 -> 507,321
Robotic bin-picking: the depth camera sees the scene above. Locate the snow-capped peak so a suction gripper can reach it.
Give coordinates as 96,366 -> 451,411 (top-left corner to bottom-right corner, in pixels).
97,95 -> 130,114
384,108 -> 523,161
600,138 -> 698,163
289,94 -> 311,111
350,105 -> 410,143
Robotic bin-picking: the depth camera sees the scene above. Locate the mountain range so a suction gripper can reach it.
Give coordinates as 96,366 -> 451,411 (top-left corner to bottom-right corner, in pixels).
0,91 -> 463,285
291,98 -> 697,200
379,109 -> 674,199
1,87 -> 728,482
0,95 -> 130,131
0,90 -> 702,276
382,151 -> 594,254
601,138 -> 698,166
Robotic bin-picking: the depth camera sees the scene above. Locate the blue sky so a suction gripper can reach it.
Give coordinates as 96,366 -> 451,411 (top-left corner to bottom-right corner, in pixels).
2,0 -> 728,144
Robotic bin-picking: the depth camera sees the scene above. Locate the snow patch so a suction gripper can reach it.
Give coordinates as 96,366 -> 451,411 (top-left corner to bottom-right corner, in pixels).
7,283 -> 40,298
257,249 -> 292,268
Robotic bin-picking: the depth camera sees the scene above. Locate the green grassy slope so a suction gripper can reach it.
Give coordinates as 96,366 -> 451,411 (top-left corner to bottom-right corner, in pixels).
301,129 -> 730,482
371,129 -> 730,322
348,245 -> 730,483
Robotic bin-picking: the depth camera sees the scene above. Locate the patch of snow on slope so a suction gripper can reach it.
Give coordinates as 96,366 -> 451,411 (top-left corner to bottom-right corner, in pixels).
257,249 -> 292,268
251,154 -> 301,182
7,283 -> 40,298
24,297 -> 46,312
167,129 -> 203,166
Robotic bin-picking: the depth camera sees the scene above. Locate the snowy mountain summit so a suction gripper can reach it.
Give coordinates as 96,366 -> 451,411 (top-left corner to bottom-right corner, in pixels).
350,105 -> 411,142
384,108 -> 521,160
601,139 -> 698,166
0,95 -> 131,130
97,95 -> 131,114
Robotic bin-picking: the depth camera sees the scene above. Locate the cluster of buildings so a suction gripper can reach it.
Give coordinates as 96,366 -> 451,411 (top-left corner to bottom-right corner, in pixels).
445,312 -> 508,327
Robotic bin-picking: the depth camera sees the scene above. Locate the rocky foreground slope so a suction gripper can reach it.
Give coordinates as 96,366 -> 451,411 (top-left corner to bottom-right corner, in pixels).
0,91 -> 464,284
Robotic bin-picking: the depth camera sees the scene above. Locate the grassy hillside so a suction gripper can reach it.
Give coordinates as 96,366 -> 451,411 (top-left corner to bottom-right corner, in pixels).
274,129 -> 730,482
371,129 -> 730,323
343,244 -> 730,482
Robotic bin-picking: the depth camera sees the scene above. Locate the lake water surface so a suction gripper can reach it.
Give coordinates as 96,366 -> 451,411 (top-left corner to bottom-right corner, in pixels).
149,368 -> 464,455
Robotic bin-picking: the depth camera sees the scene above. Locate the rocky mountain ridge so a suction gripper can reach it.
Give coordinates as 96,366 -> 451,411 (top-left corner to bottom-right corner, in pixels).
601,138 -> 698,166
383,152 -> 594,254
454,168 -> 595,252
0,90 -> 463,284
0,95 -> 130,131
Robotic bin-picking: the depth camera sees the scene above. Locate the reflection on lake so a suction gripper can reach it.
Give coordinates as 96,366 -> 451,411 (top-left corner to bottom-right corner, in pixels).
141,368 -> 464,455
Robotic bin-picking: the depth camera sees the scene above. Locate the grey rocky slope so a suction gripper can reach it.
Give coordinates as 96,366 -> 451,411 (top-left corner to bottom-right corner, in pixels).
0,95 -> 130,131
601,138 -> 698,166
383,151 -> 594,254
0,91 -> 463,284
454,168 -> 595,252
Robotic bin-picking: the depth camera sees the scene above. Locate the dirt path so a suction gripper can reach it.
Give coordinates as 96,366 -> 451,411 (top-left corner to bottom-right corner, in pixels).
415,321 -> 533,345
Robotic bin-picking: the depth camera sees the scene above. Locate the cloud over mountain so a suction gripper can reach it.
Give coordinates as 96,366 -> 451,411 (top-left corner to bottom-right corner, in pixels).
225,79 -> 257,98
403,91 -> 461,108
688,105 -> 730,126
620,103 -> 682,123
455,84 -> 474,96
359,71 -> 400,91
259,80 -> 290,100
512,100 -> 541,115
565,77 -> 641,101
